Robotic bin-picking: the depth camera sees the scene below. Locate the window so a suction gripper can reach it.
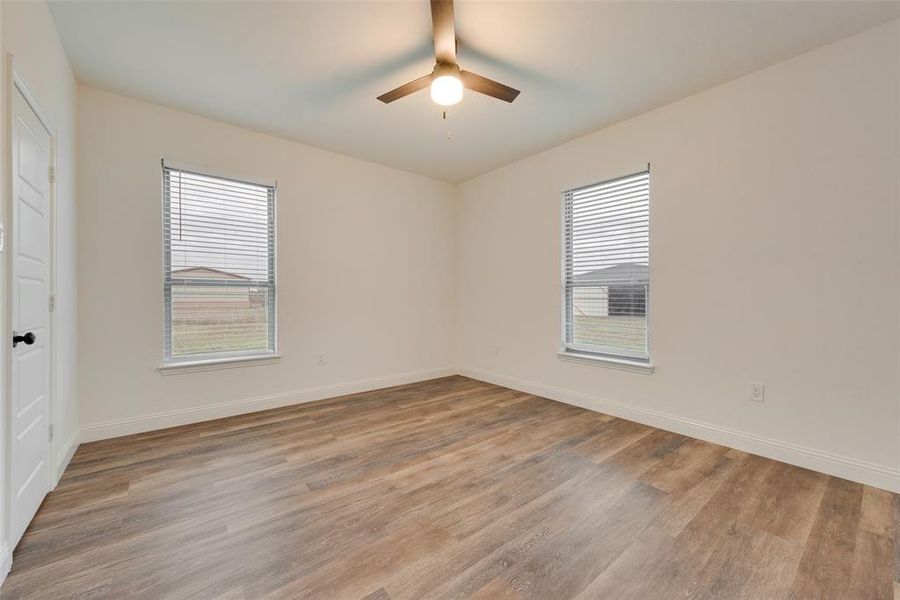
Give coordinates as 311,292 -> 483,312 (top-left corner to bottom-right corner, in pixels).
163,162 -> 276,363
563,170 -> 650,363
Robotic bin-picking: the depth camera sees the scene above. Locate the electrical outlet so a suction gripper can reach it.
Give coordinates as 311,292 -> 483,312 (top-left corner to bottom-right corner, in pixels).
748,383 -> 765,403
316,353 -> 326,366
493,345 -> 501,357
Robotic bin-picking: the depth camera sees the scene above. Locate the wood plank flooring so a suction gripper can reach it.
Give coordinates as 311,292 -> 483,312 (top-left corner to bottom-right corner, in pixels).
1,375 -> 896,599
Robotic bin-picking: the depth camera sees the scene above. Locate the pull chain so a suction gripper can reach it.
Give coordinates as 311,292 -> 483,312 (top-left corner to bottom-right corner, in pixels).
443,110 -> 452,139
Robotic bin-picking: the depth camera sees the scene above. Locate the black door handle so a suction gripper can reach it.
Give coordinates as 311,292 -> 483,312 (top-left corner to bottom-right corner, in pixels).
12,332 -> 35,348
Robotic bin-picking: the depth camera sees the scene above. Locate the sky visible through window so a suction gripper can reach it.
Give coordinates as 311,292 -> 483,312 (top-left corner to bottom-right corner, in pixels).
569,172 -> 649,278
168,170 -> 270,281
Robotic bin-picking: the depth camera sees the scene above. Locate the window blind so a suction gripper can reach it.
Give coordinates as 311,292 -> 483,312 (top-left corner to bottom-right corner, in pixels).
563,170 -> 650,361
163,164 -> 276,362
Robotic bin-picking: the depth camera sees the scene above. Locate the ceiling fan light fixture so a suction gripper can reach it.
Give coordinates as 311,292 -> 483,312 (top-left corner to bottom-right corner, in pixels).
430,63 -> 463,106
376,1 -> 520,106
431,75 -> 463,106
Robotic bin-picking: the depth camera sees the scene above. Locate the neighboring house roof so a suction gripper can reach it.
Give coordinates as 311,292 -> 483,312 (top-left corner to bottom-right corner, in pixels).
574,263 -> 649,284
171,266 -> 250,280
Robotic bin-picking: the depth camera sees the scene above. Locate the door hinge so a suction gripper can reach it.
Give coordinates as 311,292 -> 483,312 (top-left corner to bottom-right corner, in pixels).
48,424 -> 54,442
49,294 -> 56,312
48,165 -> 55,183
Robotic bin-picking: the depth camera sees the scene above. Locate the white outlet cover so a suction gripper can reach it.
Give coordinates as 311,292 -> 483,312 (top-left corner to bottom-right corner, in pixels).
749,383 -> 765,403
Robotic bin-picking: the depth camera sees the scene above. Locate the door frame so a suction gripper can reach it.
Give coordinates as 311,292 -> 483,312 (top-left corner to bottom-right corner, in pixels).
0,54 -> 59,564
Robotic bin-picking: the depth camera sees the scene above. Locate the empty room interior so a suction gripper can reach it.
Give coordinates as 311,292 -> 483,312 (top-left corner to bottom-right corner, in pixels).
0,0 -> 898,597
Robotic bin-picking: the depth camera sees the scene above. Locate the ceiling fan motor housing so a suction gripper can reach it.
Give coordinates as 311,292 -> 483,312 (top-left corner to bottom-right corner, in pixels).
432,62 -> 461,80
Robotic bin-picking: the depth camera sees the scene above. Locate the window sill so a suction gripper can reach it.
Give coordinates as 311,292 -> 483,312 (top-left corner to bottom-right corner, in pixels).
557,349 -> 654,374
158,354 -> 281,376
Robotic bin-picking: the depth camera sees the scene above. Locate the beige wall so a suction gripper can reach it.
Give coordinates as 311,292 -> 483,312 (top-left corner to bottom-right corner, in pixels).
455,21 -> 900,490
2,1 -> 79,481
77,86 -> 455,436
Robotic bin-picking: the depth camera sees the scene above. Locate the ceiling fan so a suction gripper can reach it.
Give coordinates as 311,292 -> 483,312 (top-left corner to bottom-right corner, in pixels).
377,0 -> 520,106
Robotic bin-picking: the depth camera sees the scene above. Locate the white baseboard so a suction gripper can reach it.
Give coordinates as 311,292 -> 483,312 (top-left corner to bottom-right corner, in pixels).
458,366 -> 900,493
79,366 -> 455,443
53,432 -> 80,487
0,544 -> 11,587
72,364 -> 900,493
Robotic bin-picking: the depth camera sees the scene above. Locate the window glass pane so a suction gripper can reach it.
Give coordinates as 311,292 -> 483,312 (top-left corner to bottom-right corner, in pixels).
170,284 -> 270,357
571,286 -> 647,354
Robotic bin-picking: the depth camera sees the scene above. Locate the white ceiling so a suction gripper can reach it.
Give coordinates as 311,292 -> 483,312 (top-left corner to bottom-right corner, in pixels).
49,1 -> 900,183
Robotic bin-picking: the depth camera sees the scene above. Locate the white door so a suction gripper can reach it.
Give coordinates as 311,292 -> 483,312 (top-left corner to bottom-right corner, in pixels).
9,85 -> 52,547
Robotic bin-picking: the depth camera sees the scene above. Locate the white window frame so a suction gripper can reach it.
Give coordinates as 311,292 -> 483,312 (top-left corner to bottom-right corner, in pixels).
160,160 -> 278,370
559,169 -> 653,372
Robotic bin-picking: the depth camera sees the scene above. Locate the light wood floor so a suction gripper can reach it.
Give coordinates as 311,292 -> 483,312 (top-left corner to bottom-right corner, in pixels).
2,376 -> 896,599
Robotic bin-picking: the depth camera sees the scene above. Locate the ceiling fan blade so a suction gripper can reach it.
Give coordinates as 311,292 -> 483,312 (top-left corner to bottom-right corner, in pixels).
431,0 -> 456,65
377,73 -> 433,103
459,70 -> 520,103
